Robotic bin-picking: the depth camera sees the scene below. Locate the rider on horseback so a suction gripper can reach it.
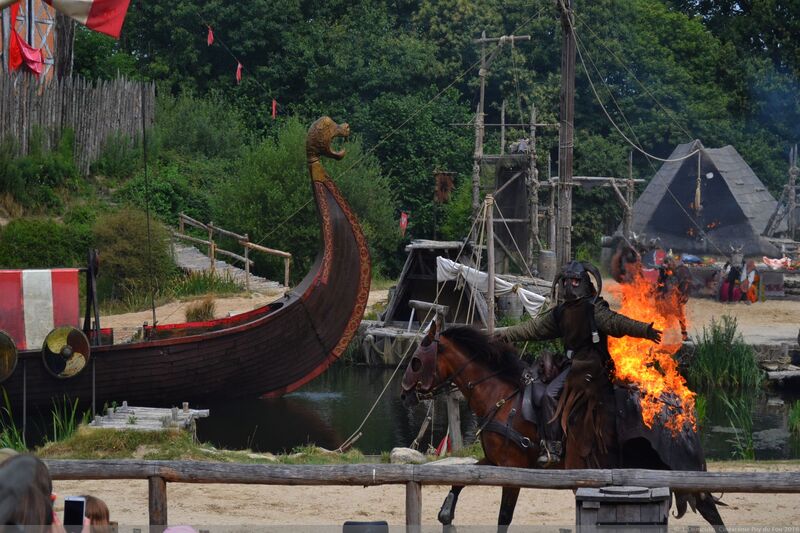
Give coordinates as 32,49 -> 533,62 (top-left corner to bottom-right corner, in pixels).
497,260 -> 662,467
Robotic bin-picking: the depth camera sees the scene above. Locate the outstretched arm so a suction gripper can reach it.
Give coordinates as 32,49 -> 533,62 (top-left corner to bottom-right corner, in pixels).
497,308 -> 560,343
594,300 -> 661,342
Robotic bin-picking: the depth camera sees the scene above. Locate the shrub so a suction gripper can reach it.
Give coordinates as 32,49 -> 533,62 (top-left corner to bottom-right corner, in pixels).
92,208 -> 174,301
0,218 -> 83,268
115,163 -> 211,223
185,297 -> 216,322
91,133 -> 140,180
687,315 -> 762,390
155,92 -> 248,161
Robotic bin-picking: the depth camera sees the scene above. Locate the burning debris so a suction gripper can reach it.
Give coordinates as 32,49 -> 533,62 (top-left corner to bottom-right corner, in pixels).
607,269 -> 696,434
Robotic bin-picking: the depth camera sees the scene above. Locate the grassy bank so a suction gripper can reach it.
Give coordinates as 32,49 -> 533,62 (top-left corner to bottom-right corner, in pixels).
37,426 -> 373,465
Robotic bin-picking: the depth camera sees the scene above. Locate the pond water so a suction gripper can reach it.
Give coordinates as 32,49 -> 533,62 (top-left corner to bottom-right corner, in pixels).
195,365 -> 800,460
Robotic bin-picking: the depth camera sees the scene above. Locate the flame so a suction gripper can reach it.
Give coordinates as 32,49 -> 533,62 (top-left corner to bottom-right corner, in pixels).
607,268 -> 696,434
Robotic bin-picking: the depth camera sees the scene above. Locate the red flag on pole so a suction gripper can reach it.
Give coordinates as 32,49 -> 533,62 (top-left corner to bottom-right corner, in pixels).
42,0 -> 132,39
207,26 -> 214,46
7,2 -> 44,77
399,212 -> 409,237
235,62 -> 243,84
272,99 -> 277,119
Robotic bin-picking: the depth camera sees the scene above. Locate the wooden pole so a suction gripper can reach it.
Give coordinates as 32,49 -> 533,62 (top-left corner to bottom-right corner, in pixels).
405,481 -> 422,530
486,195 -> 496,334
500,99 -> 506,155
527,105 -> 539,267
625,151 -> 634,239
445,392 -> 463,452
284,257 -> 291,289
556,0 -> 576,266
789,144 -> 798,241
244,233 -> 250,292
207,223 -> 215,272
148,476 -> 167,527
548,152 -> 556,249
470,32 -> 487,237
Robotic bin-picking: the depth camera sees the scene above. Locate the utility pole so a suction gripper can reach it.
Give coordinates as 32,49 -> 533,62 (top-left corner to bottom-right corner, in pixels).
790,144 -> 798,241
556,0 -> 576,266
470,31 -> 531,240
527,106 -> 540,267
486,195 -> 496,334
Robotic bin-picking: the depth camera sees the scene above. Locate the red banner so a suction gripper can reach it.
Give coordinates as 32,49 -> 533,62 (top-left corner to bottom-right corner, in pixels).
399,212 -> 409,237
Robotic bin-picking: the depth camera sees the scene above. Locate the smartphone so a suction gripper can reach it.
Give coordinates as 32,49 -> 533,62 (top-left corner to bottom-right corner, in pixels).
63,496 -> 86,527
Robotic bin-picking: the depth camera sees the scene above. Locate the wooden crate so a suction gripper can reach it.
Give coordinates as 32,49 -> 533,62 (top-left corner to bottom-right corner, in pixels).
576,486 -> 670,532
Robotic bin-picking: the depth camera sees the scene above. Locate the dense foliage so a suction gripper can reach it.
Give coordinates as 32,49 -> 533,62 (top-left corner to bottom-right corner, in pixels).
1,0 -> 799,283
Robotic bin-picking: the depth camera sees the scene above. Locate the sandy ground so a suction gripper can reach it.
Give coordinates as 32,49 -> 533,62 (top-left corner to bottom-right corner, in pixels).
52,462 -> 800,527
604,279 -> 800,346
103,293 -> 285,342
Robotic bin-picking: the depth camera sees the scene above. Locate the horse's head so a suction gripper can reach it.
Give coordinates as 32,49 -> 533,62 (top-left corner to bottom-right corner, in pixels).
400,321 -> 446,408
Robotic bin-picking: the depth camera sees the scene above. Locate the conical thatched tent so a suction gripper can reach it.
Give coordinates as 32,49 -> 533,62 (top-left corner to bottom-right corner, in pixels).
630,140 -> 780,256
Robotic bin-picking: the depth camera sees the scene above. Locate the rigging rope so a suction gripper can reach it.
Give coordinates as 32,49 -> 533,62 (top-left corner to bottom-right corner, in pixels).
337,205 -> 487,451
570,21 -> 727,256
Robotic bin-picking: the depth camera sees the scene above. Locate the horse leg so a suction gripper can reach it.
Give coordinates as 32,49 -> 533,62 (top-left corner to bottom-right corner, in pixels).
497,486 -> 520,528
438,458 -> 490,525
437,485 -> 464,525
696,492 -> 726,532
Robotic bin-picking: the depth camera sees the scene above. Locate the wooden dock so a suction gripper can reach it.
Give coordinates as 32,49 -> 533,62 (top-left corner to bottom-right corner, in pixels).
90,401 -> 209,432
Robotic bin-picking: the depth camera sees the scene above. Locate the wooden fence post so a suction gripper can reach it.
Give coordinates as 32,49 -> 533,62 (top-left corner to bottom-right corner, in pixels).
405,481 -> 422,531
284,257 -> 291,289
446,391 -> 463,452
148,476 -> 168,528
244,234 -> 250,292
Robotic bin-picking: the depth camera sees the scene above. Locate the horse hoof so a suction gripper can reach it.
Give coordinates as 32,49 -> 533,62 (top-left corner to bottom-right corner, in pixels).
438,493 -> 456,525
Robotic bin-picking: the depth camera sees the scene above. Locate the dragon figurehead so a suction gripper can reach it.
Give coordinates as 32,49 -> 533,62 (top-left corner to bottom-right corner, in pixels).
306,117 -> 350,182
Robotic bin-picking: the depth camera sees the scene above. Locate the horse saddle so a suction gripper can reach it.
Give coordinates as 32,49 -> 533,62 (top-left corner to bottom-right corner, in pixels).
520,350 -> 567,424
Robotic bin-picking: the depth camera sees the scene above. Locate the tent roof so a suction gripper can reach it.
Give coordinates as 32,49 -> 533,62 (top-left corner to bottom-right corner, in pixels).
631,140 -> 780,255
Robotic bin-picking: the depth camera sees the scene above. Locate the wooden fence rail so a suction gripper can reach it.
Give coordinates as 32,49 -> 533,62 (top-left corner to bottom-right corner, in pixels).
177,213 -> 291,289
0,73 -> 155,175
44,460 -> 800,527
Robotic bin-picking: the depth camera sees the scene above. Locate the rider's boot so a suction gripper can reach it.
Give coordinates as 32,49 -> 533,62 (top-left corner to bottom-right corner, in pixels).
537,439 -> 562,468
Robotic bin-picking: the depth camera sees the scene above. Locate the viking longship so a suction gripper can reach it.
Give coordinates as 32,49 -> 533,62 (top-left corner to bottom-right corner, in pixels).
0,117 -> 371,411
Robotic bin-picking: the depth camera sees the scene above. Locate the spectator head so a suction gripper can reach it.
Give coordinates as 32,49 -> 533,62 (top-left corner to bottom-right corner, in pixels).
83,495 -> 110,526
0,448 -> 18,465
0,454 -> 54,529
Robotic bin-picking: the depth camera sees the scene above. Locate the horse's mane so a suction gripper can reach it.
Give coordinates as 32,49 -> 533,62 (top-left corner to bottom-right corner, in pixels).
441,326 -> 522,383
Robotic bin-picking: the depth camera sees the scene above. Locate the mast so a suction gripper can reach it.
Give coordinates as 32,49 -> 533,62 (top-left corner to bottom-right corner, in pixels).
556,0 -> 576,266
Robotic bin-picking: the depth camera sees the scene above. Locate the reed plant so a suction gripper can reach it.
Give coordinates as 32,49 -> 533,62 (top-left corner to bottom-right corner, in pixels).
720,393 -> 755,460
170,270 -> 243,297
789,401 -> 800,436
0,389 -> 26,451
50,396 -> 86,443
687,315 -> 762,390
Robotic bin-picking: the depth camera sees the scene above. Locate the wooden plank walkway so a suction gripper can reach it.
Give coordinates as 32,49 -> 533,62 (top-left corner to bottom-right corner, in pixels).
172,243 -> 283,293
90,401 -> 209,432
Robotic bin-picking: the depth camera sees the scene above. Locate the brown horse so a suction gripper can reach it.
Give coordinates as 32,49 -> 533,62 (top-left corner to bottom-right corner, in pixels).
400,322 -> 725,528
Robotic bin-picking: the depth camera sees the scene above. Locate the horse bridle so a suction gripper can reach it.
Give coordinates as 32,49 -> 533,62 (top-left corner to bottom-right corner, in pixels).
410,329 -> 479,401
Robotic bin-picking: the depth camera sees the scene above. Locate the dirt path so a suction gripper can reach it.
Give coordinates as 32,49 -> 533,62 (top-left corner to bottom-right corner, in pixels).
52,462 -> 800,527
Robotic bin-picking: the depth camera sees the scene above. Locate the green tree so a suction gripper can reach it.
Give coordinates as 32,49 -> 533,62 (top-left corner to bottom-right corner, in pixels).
212,117 -> 401,279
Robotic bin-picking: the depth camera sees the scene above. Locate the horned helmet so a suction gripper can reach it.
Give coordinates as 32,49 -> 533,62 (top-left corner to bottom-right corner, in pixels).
551,260 -> 602,303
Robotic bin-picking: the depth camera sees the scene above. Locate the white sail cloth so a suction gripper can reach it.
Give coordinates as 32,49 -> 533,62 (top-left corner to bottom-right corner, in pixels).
436,257 -> 547,316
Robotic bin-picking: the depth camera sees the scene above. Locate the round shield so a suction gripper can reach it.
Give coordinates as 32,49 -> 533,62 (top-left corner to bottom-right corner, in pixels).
0,330 -> 18,383
41,327 -> 91,379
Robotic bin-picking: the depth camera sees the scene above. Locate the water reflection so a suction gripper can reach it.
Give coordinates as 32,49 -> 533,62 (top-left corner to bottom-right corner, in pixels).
196,365 -> 800,459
